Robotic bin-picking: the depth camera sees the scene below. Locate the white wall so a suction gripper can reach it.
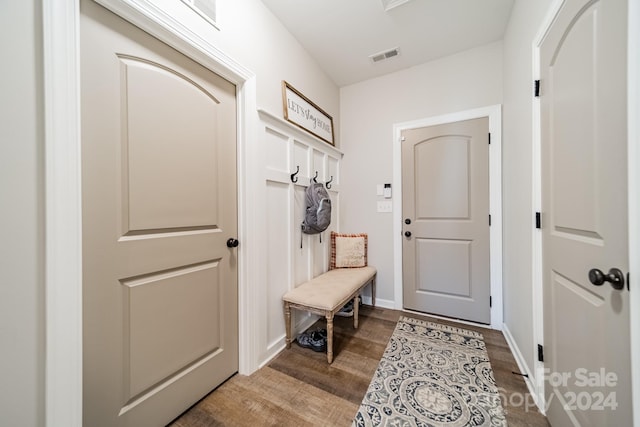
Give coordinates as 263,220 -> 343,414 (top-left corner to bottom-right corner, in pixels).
145,0 -> 341,144
501,0 -> 553,383
339,41 -> 503,305
0,1 -> 45,426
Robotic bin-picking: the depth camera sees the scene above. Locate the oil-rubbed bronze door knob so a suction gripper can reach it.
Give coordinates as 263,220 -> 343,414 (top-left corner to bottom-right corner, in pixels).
588,268 -> 625,290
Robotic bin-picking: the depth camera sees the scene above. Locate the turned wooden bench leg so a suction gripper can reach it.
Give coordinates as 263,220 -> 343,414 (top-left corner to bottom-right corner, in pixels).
284,302 -> 292,349
326,313 -> 334,364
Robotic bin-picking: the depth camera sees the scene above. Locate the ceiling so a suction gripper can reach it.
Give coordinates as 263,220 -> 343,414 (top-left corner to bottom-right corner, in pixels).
260,0 -> 515,87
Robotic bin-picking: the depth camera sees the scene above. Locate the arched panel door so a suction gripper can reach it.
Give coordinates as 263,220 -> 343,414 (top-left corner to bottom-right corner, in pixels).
540,0 -> 631,425
81,1 -> 238,425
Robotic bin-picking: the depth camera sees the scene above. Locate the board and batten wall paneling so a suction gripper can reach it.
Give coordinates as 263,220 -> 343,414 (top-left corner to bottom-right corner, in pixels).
257,109 -> 343,368
265,180 -> 290,350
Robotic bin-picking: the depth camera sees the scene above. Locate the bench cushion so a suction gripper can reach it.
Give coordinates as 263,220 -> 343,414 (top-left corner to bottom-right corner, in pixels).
282,266 -> 376,311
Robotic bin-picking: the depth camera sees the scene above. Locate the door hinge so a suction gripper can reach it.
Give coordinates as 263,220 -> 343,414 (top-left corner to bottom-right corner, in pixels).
535,212 -> 541,229
490,296 -> 492,307
534,80 -> 541,97
488,133 -> 491,145
401,136 -> 406,142
538,344 -> 544,362
489,214 -> 492,226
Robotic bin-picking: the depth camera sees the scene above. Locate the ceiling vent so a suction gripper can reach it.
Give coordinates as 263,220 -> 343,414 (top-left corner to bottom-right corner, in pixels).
381,0 -> 413,12
369,47 -> 401,63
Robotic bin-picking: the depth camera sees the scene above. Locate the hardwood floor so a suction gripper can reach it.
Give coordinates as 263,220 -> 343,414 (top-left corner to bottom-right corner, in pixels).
170,306 -> 549,426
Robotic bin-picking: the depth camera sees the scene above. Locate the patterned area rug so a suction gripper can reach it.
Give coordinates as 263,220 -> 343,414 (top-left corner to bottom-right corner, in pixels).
353,316 -> 506,427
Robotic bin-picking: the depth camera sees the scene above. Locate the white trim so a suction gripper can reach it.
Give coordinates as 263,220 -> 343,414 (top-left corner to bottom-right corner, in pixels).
257,108 -> 344,158
530,0 -> 565,411
628,0 -> 640,424
392,105 -> 503,329
92,0 -> 253,82
502,323 -> 540,410
363,297 -> 395,310
236,78 -> 260,376
43,1 -> 83,426
45,0 -> 258,424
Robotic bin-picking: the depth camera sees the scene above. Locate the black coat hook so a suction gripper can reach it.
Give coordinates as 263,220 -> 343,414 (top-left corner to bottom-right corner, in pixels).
290,166 -> 299,183
326,176 -> 333,189
312,171 -> 318,183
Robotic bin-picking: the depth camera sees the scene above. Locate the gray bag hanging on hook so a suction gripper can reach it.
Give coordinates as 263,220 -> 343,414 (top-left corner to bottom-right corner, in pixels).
302,182 -> 332,236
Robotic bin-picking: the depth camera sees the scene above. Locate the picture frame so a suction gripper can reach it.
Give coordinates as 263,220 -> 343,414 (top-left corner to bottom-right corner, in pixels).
282,81 -> 335,146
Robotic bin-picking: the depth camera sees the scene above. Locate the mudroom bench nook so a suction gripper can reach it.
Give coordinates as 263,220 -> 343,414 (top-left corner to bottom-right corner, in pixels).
283,265 -> 376,364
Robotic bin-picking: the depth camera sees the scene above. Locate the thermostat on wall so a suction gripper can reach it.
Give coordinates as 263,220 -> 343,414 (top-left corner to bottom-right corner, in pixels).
384,183 -> 392,198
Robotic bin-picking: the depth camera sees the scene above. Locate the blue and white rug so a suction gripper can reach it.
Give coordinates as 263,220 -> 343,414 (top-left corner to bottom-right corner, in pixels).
353,316 -> 507,427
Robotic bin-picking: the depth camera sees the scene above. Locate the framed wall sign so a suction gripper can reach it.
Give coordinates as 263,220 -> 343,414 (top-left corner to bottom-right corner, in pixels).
282,81 -> 335,146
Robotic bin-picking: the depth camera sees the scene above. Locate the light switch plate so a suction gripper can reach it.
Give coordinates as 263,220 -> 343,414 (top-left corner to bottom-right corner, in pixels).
376,184 -> 384,196
377,200 -> 392,213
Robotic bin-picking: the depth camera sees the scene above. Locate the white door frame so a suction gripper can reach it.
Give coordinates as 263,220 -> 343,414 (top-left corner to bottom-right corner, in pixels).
43,1 -> 258,425
531,0 -> 640,419
392,105 -> 503,329
629,0 -> 640,423
531,0 -> 565,408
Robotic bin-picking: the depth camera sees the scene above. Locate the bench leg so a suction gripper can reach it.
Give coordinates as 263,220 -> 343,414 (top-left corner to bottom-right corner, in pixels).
326,313 -> 334,364
284,303 -> 292,349
354,294 -> 360,329
371,277 -> 376,307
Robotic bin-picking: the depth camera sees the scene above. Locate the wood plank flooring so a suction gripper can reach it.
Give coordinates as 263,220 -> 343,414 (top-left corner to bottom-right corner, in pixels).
170,306 -> 549,426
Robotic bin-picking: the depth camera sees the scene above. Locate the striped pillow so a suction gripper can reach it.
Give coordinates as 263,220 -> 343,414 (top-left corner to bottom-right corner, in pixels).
330,232 -> 368,269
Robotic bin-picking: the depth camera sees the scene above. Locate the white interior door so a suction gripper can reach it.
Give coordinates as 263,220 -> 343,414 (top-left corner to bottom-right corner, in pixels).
81,1 -> 238,425
401,118 -> 491,324
540,0 -> 631,425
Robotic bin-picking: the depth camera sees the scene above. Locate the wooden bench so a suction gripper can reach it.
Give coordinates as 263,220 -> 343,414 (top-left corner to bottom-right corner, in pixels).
283,266 -> 376,363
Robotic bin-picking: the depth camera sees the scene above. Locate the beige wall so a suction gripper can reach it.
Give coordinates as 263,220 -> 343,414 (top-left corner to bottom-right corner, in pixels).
339,41 -> 503,304
0,1 -> 45,426
501,0 -> 553,379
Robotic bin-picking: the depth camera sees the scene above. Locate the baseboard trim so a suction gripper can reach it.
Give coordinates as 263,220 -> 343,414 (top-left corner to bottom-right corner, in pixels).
259,314 -> 320,369
362,296 -> 394,309
257,298 -> 396,369
502,323 -> 544,413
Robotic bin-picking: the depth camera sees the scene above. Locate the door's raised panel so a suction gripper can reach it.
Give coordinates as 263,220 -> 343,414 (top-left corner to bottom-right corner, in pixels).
122,261 -> 221,399
550,8 -> 599,237
266,181 -> 291,346
549,271 -> 608,426
120,56 -> 219,233
415,136 -> 470,220
416,239 -> 471,298
264,127 -> 289,173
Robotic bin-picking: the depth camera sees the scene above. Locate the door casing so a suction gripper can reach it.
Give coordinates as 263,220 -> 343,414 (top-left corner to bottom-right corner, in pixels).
392,104 -> 503,330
